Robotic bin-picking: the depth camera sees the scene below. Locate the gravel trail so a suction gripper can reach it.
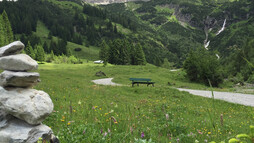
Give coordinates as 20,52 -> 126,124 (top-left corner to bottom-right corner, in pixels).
92,78 -> 121,86
177,88 -> 254,107
91,78 -> 254,107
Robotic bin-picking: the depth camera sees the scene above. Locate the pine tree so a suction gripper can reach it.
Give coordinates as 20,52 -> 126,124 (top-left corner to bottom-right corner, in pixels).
2,10 -> 13,45
43,41 -> 49,53
25,41 -> 36,59
36,45 -> 45,63
0,15 -> 4,46
135,43 -> 146,65
99,40 -> 109,64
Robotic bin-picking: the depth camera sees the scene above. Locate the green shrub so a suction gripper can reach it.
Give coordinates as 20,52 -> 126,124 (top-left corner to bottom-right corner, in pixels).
183,48 -> 223,87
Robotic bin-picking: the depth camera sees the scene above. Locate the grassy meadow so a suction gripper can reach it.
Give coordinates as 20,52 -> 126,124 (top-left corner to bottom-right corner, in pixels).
34,63 -> 254,143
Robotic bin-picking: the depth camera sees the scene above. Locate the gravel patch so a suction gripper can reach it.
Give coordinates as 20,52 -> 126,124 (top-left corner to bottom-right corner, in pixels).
177,88 -> 254,107
92,78 -> 121,86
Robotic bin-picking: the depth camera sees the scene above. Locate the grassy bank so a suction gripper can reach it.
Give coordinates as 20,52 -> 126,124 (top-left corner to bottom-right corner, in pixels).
35,63 -> 254,142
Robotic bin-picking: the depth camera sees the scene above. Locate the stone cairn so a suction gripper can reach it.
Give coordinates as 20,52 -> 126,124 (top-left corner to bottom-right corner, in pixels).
0,41 -> 58,143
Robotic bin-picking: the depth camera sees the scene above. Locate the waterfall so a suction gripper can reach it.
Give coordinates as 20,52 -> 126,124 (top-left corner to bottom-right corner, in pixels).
216,19 -> 226,36
204,41 -> 210,50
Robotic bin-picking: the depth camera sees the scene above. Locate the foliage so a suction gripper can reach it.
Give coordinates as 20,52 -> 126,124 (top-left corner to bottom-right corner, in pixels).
36,45 -> 45,63
103,39 -> 146,65
183,48 -> 223,87
0,10 -> 13,46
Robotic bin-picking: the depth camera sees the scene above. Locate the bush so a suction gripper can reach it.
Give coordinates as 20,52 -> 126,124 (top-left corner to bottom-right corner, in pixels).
183,48 -> 223,87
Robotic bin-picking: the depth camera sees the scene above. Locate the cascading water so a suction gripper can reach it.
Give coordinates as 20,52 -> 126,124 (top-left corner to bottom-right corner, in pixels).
204,18 -> 227,50
216,19 -> 226,36
204,41 -> 210,50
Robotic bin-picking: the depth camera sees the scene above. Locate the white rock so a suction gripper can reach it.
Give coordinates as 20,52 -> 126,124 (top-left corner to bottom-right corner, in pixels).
0,111 -> 53,143
0,54 -> 38,71
0,70 -> 40,88
0,41 -> 24,57
0,87 -> 54,125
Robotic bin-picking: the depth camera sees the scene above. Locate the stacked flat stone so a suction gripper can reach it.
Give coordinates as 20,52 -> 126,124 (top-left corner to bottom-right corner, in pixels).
0,41 -> 55,143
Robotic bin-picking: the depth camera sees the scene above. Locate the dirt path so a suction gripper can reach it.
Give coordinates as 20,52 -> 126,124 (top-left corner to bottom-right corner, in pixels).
91,78 -> 121,86
91,78 -> 254,107
177,88 -> 254,107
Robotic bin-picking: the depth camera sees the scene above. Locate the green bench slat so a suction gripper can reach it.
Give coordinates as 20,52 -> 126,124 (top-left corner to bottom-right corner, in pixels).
129,78 -> 151,81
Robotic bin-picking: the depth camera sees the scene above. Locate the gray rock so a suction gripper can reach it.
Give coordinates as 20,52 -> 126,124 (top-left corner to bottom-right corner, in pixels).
0,54 -> 38,71
0,71 -> 40,88
0,87 -> 54,125
0,112 -> 53,143
0,41 -> 24,57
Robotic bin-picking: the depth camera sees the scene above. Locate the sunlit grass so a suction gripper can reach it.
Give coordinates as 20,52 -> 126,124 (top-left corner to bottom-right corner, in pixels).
35,63 -> 254,142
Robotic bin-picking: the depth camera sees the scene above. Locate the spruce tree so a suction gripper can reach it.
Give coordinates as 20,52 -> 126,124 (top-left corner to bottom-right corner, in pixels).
2,10 -> 13,45
43,41 -> 49,53
0,15 -> 3,46
135,43 -> 146,65
99,40 -> 109,64
36,45 -> 45,63
25,41 -> 36,59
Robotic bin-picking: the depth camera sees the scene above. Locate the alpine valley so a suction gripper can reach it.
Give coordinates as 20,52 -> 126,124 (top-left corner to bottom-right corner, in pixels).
0,0 -> 254,82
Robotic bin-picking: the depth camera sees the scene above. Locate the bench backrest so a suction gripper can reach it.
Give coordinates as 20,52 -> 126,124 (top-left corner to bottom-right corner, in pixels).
129,78 -> 151,81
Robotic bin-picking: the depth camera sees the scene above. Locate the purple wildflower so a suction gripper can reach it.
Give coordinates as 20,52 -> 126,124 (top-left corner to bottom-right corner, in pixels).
108,128 -> 111,133
103,132 -> 108,137
141,132 -> 145,138
100,128 -> 103,134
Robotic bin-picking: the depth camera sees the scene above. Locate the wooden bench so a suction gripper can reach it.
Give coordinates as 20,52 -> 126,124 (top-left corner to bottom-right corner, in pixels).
129,78 -> 155,87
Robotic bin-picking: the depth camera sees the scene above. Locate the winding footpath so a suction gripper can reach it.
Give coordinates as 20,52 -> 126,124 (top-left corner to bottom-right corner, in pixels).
178,88 -> 254,107
91,78 -> 254,107
92,78 -> 121,86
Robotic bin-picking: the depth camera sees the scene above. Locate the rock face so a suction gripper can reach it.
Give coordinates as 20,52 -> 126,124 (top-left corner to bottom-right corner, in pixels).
0,71 -> 40,88
0,87 -> 54,125
0,54 -> 38,71
0,41 -> 24,57
0,41 -> 57,142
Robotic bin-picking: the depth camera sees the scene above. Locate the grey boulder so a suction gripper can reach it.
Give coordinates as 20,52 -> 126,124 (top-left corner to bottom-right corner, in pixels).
0,111 -> 53,143
0,41 -> 24,57
0,87 -> 54,125
0,54 -> 38,71
0,71 -> 40,88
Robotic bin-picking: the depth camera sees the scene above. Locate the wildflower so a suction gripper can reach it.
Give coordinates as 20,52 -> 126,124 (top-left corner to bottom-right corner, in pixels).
67,122 -> 71,125
61,119 -> 65,122
105,113 -> 109,116
177,138 -> 180,143
141,132 -> 145,138
204,139 -> 208,143
103,132 -> 108,137
208,132 -> 211,135
108,128 -> 111,133
101,128 -> 103,134
78,101 -> 81,105
130,127 -> 133,134
111,116 -> 118,124
194,140 -> 199,143
83,130 -> 86,134
165,114 -> 169,120
220,113 -> 223,126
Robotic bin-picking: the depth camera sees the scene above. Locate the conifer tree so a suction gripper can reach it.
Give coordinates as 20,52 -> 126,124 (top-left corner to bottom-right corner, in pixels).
43,41 -> 49,53
2,10 -> 13,45
99,40 -> 109,64
135,43 -> 146,65
0,15 -> 3,46
25,41 -> 36,59
36,45 -> 45,63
